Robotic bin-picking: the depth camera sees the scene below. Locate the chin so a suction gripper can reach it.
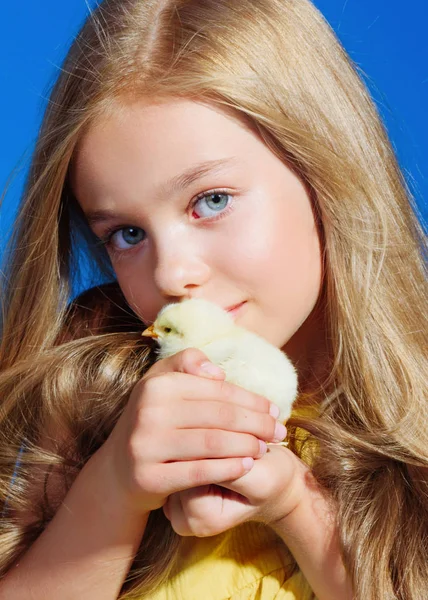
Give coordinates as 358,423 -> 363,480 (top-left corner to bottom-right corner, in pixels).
259,326 -> 293,350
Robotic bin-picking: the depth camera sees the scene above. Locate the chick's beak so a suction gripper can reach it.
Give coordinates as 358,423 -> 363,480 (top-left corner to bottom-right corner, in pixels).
142,324 -> 159,339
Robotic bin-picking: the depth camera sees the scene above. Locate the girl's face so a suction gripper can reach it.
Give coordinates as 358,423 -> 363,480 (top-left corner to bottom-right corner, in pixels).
71,98 -> 323,355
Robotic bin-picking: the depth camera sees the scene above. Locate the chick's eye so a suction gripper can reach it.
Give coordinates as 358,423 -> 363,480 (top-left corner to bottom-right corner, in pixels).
163,326 -> 172,333
110,227 -> 146,249
192,192 -> 231,218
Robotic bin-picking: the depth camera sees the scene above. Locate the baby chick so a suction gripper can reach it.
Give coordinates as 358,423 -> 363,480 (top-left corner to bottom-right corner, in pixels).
142,299 -> 298,424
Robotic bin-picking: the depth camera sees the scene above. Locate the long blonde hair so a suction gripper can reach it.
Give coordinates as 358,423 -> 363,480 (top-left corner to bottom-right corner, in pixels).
1,0 -> 427,598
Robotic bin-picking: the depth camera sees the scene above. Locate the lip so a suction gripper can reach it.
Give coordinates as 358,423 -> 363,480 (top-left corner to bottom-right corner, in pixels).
226,301 -> 247,316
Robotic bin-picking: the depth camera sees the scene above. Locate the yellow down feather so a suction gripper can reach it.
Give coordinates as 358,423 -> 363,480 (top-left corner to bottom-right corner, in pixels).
143,299 -> 298,424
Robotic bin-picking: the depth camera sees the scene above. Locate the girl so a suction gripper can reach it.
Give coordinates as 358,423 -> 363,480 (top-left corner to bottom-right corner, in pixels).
0,1 -> 426,598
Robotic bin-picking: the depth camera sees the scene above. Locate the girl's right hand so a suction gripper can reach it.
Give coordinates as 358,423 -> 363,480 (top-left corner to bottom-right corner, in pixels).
94,348 -> 282,514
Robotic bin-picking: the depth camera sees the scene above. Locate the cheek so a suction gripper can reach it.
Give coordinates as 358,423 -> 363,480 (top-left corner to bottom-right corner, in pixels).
228,193 -> 322,342
272,200 -> 322,304
224,196 -> 322,297
271,214 -> 323,343
277,209 -> 321,287
114,262 -> 160,323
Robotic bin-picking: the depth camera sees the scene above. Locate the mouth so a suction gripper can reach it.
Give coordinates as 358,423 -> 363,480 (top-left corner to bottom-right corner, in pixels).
226,301 -> 247,317
142,324 -> 159,339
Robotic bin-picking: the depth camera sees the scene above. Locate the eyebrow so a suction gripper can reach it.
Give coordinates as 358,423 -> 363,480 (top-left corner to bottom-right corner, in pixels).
83,157 -> 238,227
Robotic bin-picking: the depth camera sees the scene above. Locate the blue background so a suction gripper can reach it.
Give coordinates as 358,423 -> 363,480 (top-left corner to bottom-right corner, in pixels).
1,0 -> 427,261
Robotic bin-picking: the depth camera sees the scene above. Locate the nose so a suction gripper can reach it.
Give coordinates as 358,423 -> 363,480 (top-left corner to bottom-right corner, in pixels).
153,242 -> 211,298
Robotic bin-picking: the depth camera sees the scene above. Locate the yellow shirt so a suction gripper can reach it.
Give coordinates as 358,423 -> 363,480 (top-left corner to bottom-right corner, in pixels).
147,522 -> 314,600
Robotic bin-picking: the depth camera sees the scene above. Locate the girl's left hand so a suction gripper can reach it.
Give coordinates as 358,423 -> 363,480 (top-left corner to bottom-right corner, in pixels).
163,443 -> 309,536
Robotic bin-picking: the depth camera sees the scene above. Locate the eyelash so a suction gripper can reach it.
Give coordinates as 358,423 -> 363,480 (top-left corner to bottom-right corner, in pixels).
97,188 -> 234,254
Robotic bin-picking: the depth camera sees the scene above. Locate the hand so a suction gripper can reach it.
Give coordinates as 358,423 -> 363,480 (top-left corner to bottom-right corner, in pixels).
163,443 -> 309,537
94,348 -> 282,515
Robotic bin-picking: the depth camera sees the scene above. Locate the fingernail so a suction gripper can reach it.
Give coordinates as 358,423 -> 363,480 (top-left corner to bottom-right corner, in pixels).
242,457 -> 254,471
199,362 -> 224,377
274,422 -> 287,442
258,440 -> 267,456
269,403 -> 280,419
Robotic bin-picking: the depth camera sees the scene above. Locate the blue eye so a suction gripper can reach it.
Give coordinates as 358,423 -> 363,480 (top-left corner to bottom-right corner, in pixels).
193,192 -> 231,218
110,227 -> 146,249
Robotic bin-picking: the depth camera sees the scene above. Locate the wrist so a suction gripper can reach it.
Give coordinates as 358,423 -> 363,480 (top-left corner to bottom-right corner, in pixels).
269,471 -> 352,600
268,456 -> 323,534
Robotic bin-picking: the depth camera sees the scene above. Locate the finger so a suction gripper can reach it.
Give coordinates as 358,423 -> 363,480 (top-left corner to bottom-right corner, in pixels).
164,429 -> 266,461
176,395 -> 279,442
161,456 -> 255,493
141,371 -> 273,416
146,349 -> 277,416
168,486 -> 254,537
219,446 -> 296,503
185,377 -> 273,415
146,347 -> 225,380
161,372 -> 272,415
163,491 -> 190,535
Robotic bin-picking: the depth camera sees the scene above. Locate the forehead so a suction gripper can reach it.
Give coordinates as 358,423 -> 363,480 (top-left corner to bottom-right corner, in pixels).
74,98 -> 258,160
69,98 -> 274,202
